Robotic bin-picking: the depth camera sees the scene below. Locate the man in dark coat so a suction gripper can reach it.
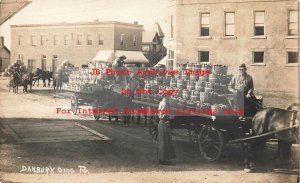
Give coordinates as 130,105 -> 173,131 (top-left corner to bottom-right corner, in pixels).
157,96 -> 176,165
228,63 -> 254,116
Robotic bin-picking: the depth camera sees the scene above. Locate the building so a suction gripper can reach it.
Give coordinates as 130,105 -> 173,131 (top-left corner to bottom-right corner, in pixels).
0,0 -> 31,25
10,21 -> 144,71
142,23 -> 167,66
166,0 -> 299,96
0,37 -> 10,72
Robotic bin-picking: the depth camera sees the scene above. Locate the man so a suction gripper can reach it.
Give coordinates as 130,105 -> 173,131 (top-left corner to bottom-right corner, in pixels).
157,96 -> 176,165
228,63 -> 254,117
112,55 -> 126,69
112,55 -> 126,82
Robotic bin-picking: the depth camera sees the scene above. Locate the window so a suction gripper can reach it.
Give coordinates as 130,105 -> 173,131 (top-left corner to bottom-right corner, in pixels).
254,11 -> 265,36
133,35 -> 137,46
0,58 -> 2,69
288,11 -> 298,35
287,52 -> 298,63
98,34 -> 104,45
41,55 -> 46,70
168,50 -> 174,60
53,35 -> 59,45
200,13 -> 210,36
18,54 -> 23,62
225,12 -> 235,36
170,15 -> 174,38
52,55 -> 58,71
87,35 -> 93,45
198,51 -> 209,62
120,34 -> 124,45
142,45 -> 150,52
31,35 -> 37,46
41,35 -> 47,46
76,34 -> 82,45
64,35 -> 70,45
18,36 -> 24,46
28,59 -> 36,72
253,52 -> 264,63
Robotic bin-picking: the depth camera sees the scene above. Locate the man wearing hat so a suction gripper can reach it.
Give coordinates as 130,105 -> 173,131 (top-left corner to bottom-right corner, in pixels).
112,55 -> 126,69
228,63 -> 254,116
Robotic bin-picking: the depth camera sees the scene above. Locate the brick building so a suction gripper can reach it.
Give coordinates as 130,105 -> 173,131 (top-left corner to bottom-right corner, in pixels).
166,0 -> 299,96
10,21 -> 144,71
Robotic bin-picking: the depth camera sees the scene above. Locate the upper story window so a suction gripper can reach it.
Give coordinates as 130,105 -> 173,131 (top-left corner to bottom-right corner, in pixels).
120,34 -> 124,45
133,35 -> 137,46
77,34 -> 83,45
64,35 -> 70,45
98,34 -> 104,45
31,35 -> 37,46
225,12 -> 235,36
254,11 -> 265,36
41,55 -> 47,71
18,36 -> 24,46
198,51 -> 209,62
53,35 -> 59,45
168,50 -> 174,60
41,35 -> 47,46
253,51 -> 264,63
287,52 -> 298,63
288,10 -> 298,35
200,13 -> 210,36
170,15 -> 174,38
87,35 -> 93,45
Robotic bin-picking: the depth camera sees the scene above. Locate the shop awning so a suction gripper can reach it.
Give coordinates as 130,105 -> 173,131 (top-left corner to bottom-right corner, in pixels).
93,50 -> 149,64
114,50 -> 149,64
92,50 -> 115,62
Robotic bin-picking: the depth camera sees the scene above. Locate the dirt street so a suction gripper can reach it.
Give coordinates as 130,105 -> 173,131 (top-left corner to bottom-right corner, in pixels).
0,79 -> 298,183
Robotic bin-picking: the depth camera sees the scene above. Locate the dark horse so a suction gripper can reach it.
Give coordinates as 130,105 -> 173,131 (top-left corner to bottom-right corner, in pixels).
9,71 -> 21,94
33,68 -> 53,87
244,103 -> 299,172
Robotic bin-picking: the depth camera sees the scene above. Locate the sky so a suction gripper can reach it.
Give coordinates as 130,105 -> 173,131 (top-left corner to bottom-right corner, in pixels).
0,0 -> 169,49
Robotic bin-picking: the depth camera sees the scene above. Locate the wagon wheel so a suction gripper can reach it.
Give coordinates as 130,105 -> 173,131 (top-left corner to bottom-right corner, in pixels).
92,99 -> 100,121
198,125 -> 223,161
71,93 -> 78,115
148,110 -> 160,143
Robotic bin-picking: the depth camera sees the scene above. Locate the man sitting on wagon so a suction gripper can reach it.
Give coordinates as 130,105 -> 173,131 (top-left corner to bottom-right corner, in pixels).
228,63 -> 255,117
112,55 -> 126,83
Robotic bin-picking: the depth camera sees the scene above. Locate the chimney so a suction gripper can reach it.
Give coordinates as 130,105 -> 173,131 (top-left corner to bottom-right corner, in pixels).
134,21 -> 138,25
0,37 -> 4,47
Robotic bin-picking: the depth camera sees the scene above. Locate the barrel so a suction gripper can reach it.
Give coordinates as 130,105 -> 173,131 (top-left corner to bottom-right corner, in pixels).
182,89 -> 191,101
177,63 -> 187,72
177,79 -> 186,89
209,74 -> 219,83
193,64 -> 202,71
190,74 -> 199,82
195,81 -> 205,92
187,81 -> 195,91
190,90 -> 199,101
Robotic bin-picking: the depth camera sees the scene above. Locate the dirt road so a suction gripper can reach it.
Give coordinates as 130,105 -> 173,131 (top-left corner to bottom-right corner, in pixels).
0,79 -> 298,183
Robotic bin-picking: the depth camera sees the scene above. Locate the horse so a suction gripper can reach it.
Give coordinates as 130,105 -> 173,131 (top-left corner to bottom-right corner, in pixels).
9,71 -> 21,94
20,72 -> 34,93
33,68 -> 53,87
244,103 -> 300,172
53,71 -> 63,91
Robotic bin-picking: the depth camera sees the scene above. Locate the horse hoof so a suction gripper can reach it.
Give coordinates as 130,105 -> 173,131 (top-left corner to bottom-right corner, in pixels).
243,168 -> 252,173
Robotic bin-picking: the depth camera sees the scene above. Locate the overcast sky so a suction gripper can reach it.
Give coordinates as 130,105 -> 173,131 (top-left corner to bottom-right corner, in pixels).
0,0 -> 168,49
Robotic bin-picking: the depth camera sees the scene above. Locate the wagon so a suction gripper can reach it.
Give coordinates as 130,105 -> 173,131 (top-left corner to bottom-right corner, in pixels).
132,96 -> 263,161
69,69 -> 133,121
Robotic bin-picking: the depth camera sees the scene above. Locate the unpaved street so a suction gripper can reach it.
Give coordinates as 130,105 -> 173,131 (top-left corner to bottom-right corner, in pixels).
0,79 -> 298,183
